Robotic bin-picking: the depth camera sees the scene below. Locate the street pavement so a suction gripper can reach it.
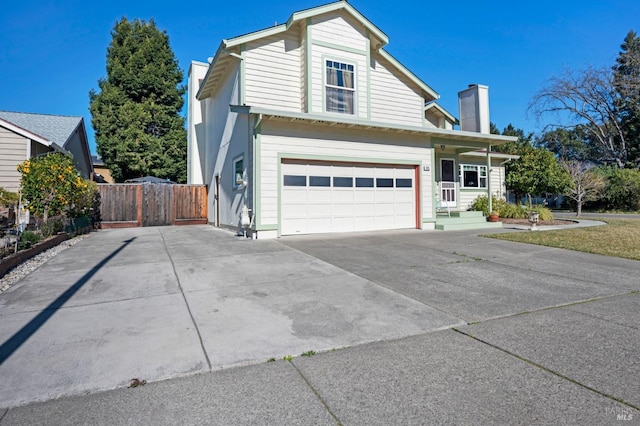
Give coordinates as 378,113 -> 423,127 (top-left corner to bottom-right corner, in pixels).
0,223 -> 638,424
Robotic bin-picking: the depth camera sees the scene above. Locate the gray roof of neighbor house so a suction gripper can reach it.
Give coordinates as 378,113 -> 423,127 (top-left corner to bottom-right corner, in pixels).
0,111 -> 82,148
91,155 -> 105,166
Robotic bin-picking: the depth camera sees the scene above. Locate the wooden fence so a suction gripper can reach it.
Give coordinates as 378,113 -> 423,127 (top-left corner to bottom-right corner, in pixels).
98,184 -> 208,228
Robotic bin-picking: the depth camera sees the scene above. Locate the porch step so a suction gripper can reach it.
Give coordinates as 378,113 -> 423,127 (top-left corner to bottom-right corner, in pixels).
435,210 -> 503,231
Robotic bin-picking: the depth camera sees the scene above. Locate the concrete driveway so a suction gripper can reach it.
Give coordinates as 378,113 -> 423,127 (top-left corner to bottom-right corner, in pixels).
0,225 -> 638,424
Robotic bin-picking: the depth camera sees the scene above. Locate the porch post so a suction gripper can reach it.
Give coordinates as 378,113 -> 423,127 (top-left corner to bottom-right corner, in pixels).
487,146 -> 492,214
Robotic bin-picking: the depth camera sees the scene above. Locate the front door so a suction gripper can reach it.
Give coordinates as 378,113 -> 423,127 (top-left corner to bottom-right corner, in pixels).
440,159 -> 456,208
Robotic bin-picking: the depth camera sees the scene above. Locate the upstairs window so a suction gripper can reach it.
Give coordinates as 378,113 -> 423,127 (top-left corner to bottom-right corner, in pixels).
326,60 -> 355,114
460,164 -> 487,189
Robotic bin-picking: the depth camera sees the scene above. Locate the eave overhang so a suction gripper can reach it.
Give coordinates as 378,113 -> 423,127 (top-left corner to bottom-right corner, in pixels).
231,105 -> 518,146
0,117 -> 68,153
461,149 -> 520,160
424,101 -> 457,124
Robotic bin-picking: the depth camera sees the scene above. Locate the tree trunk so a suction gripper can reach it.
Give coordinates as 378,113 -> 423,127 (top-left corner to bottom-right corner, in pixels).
576,201 -> 582,217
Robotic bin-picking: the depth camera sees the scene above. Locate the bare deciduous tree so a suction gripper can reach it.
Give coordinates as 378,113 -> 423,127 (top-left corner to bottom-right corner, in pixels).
562,160 -> 605,216
529,67 -> 629,168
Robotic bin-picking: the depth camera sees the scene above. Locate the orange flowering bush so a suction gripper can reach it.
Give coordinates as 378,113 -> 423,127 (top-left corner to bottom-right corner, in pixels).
17,153 -> 94,221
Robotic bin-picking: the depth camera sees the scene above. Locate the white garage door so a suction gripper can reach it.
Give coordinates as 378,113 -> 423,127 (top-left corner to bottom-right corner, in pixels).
281,161 -> 417,235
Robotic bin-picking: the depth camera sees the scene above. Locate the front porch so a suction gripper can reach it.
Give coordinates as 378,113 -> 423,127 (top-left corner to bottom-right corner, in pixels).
435,210 -> 502,231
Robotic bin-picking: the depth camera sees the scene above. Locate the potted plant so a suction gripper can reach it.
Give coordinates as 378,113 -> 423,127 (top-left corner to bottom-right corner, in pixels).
488,210 -> 500,222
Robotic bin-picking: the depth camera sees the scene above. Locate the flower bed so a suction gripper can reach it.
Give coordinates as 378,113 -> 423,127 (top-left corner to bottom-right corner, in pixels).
0,233 -> 68,278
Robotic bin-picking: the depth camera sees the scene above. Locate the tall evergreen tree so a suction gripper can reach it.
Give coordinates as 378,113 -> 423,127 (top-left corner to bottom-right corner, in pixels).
90,18 -> 187,183
613,30 -> 640,167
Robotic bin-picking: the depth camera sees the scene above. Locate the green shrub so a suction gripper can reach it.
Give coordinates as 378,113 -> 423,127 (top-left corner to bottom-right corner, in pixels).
18,231 -> 42,250
596,167 -> 640,211
528,205 -> 554,221
469,195 -> 554,220
469,195 -> 507,216
40,216 -> 65,238
498,203 -> 527,218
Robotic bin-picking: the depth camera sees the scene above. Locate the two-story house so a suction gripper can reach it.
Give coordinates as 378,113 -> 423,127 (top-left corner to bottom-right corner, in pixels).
187,1 -> 517,238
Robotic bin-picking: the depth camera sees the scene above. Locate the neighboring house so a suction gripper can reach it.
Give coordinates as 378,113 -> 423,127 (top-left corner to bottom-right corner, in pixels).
188,1 -> 517,238
0,111 -> 94,192
91,155 -> 114,183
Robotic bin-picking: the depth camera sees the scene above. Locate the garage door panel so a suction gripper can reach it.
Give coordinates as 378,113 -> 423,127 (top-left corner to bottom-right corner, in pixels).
332,217 -> 355,231
308,203 -> 332,216
309,189 -> 332,203
375,204 -> 395,215
281,161 -> 416,235
333,190 -> 355,202
375,191 -> 395,203
308,217 -> 332,230
333,203 -> 354,216
394,192 -> 414,203
354,191 -> 374,202
282,218 -> 307,235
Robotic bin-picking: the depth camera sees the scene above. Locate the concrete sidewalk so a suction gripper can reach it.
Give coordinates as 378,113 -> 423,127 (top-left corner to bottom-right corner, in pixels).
1,225 -> 639,424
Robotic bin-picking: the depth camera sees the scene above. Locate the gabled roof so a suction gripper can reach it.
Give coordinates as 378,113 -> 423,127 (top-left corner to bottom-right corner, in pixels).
197,1 -> 439,101
0,111 -> 81,150
424,101 -> 458,125
0,117 -> 54,148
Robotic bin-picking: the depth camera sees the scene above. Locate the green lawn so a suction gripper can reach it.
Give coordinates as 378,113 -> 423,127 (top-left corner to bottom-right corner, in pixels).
484,218 -> 640,261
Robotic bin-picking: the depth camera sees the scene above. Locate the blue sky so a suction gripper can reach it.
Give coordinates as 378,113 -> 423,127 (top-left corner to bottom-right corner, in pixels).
1,0 -> 639,154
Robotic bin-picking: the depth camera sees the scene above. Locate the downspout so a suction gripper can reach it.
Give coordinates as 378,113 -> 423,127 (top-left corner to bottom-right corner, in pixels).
487,146 -> 492,214
251,114 -> 263,239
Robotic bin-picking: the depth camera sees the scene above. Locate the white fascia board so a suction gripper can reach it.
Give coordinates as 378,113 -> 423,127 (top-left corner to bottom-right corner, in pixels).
196,42 -> 228,100
424,102 -> 457,124
462,150 -> 520,160
290,1 -> 388,46
223,1 -> 388,50
223,24 -> 288,48
378,49 -> 439,101
230,105 -> 518,144
0,117 -> 51,146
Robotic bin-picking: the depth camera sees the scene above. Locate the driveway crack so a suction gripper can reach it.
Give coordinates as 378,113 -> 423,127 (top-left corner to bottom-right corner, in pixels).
290,360 -> 343,426
159,229 -> 212,371
452,328 -> 640,412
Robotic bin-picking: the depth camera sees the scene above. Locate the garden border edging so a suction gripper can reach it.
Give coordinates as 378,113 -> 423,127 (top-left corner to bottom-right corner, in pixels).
0,233 -> 68,278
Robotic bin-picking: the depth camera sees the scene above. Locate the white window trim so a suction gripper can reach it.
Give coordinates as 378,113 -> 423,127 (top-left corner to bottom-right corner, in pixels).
459,164 -> 488,189
324,59 -> 356,115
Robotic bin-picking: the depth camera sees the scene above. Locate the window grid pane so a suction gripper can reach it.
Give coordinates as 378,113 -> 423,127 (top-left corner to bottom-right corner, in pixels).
333,177 -> 353,187
356,177 -> 374,187
309,176 -> 330,187
396,178 -> 412,188
376,178 -> 393,188
326,60 -> 355,114
283,175 -> 307,186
